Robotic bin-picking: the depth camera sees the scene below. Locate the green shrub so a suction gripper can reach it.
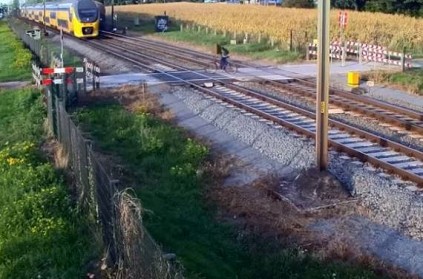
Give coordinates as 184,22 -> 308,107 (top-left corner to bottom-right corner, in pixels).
0,89 -> 97,279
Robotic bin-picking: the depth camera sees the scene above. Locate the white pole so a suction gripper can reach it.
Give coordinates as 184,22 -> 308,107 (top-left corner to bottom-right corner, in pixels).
60,28 -> 64,66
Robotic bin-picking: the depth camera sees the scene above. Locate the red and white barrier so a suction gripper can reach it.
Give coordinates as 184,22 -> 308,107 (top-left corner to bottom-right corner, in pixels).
307,41 -> 413,68
32,63 -> 85,88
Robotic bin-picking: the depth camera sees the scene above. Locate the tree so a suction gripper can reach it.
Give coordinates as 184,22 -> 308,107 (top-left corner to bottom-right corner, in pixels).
365,0 -> 423,15
282,0 -> 315,8
12,0 -> 19,9
331,0 -> 366,10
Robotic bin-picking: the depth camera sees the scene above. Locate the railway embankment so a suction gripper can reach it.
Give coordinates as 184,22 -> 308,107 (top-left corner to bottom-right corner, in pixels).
169,83 -> 423,278
73,85 -> 398,278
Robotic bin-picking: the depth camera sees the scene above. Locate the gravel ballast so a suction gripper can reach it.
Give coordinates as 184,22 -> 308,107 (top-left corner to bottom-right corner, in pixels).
243,83 -> 423,153
173,86 -> 423,242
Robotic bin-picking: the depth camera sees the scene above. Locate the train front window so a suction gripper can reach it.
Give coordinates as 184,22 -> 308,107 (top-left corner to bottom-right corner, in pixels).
78,9 -> 97,22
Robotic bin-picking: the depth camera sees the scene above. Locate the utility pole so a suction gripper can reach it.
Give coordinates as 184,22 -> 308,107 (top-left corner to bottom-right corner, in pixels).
316,0 -> 330,170
43,0 -> 47,36
111,0 -> 115,30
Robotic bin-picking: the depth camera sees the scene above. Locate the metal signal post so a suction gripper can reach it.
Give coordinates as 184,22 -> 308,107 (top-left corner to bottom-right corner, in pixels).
316,0 -> 330,170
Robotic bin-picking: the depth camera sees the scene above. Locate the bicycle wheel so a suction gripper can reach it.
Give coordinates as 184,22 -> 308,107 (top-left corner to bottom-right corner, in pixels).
225,62 -> 237,74
205,62 -> 218,74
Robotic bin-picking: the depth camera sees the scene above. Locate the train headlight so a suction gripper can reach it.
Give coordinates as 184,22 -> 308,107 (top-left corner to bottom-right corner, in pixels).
82,27 -> 93,35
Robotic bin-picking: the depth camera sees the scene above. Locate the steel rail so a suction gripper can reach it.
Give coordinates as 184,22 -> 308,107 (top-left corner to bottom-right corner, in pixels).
296,79 -> 423,120
265,81 -> 423,134
100,32 -> 212,67
208,84 -> 423,186
85,39 -> 188,72
226,83 -> 423,161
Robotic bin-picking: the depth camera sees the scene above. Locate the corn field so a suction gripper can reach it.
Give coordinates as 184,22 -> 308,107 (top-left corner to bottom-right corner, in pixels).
113,3 -> 423,53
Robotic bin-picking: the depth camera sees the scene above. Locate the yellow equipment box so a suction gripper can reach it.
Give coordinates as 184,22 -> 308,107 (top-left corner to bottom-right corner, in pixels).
347,71 -> 360,87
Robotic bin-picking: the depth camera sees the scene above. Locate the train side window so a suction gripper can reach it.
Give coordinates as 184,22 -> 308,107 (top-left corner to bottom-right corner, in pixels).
69,10 -> 72,21
51,12 -> 56,19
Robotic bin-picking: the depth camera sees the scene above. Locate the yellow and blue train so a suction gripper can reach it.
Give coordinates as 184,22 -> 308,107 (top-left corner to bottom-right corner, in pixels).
20,0 -> 101,38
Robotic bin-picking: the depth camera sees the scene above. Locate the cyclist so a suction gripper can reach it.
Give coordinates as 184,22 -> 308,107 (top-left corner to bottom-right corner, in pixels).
220,46 -> 230,70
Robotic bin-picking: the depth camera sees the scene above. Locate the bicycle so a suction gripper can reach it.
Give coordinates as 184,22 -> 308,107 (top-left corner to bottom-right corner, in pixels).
205,56 -> 238,74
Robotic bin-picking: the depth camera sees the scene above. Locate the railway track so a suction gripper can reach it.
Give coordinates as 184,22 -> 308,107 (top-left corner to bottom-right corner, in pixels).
101,32 -> 423,137
100,32 -> 212,69
87,34 -> 423,185
87,32 -> 423,186
105,33 -> 423,143
264,80 -> 423,134
221,83 -> 423,185
15,19 -> 423,186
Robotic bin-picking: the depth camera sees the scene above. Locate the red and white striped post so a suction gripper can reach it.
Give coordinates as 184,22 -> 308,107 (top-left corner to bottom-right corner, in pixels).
338,11 -> 348,66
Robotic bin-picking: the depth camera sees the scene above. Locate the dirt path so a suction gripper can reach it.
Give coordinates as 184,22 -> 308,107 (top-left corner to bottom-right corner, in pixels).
0,81 -> 31,90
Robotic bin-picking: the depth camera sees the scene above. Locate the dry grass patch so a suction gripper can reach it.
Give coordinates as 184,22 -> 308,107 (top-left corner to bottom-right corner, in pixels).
77,85 -> 173,120
362,70 -> 423,95
206,161 -> 417,278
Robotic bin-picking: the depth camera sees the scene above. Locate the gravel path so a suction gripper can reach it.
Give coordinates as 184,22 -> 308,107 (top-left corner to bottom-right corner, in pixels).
311,215 -> 423,277
0,81 -> 31,90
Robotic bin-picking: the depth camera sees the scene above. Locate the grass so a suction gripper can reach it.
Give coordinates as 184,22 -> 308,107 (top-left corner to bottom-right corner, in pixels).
117,14 -> 302,63
364,68 -> 423,95
74,101 -> 382,279
161,29 -> 302,63
0,21 -> 32,82
0,88 -> 97,278
8,18 -> 82,67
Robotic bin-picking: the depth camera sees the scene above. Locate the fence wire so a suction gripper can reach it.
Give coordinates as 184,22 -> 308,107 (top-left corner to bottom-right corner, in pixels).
13,17 -> 184,277
46,85 -> 184,278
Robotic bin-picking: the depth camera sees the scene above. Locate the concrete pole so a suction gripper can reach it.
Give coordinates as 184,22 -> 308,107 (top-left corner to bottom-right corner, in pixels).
316,0 -> 330,170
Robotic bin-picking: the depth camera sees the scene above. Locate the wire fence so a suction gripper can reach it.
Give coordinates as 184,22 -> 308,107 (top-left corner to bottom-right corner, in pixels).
9,17 -> 81,67
47,78 -> 183,279
10,18 -> 183,278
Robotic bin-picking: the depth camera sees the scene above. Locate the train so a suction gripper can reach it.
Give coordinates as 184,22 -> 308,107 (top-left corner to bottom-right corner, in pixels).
20,0 -> 102,38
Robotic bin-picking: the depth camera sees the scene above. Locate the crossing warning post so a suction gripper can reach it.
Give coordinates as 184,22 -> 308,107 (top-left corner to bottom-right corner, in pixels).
338,11 -> 348,66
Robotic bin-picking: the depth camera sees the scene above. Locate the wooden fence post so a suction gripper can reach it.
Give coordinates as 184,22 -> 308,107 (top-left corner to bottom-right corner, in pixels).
289,29 -> 293,51
401,47 -> 406,72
